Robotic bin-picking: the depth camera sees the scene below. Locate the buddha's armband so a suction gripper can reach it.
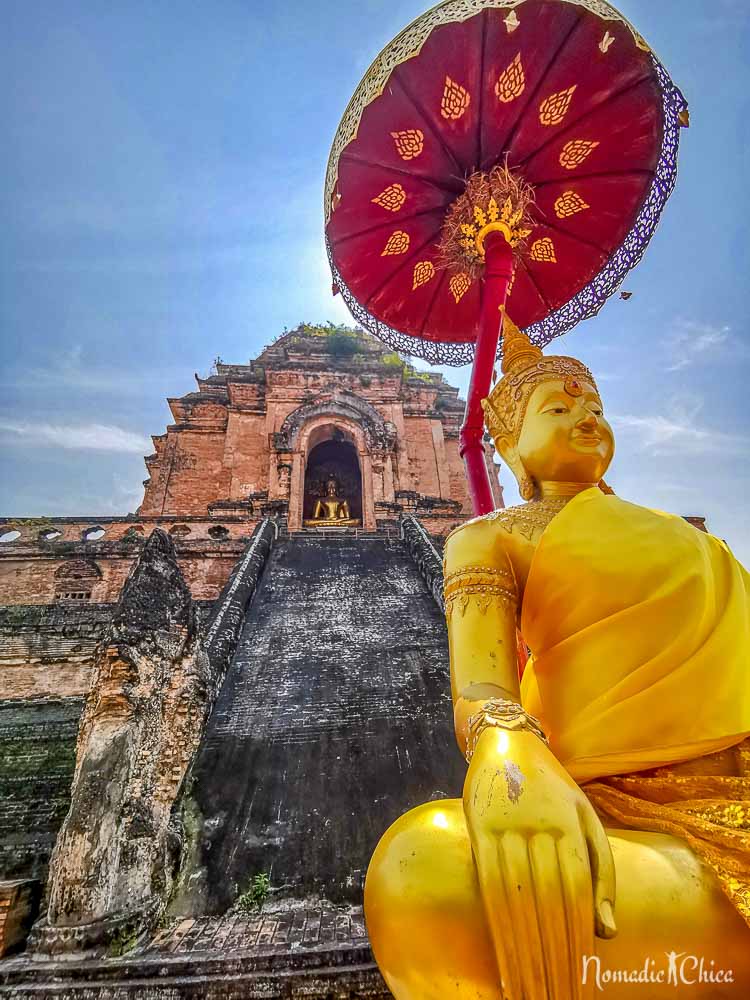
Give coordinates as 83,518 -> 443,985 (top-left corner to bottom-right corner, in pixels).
443,564 -> 517,622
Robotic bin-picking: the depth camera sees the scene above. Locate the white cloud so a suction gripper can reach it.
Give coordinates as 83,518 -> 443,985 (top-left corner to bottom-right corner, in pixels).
94,472 -> 145,514
610,410 -> 746,456
665,318 -> 731,372
0,420 -> 150,453
0,344 -> 195,396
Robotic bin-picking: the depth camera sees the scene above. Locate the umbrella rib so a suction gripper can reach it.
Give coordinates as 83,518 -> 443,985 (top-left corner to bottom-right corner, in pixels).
364,227 -> 444,309
515,73 -> 654,170
519,258 -> 553,317
531,168 -> 655,188
419,269 -> 449,337
340,152 -> 463,195
332,208 -> 447,246
531,215 -> 610,256
392,68 -> 466,180
475,9 -> 489,174
498,14 -> 584,159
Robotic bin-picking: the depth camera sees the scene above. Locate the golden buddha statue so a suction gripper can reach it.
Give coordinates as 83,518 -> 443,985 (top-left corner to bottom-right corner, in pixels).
365,316 -> 750,998
308,474 -> 353,525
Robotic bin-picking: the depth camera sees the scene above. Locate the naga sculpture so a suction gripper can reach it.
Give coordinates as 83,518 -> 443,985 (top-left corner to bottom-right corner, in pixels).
365,318 -> 750,998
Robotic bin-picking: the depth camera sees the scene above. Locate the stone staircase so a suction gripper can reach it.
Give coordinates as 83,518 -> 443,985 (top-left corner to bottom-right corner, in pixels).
172,532 -> 464,915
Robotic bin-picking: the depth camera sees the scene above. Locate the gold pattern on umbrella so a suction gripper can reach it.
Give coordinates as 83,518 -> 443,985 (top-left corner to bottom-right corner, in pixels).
413,261 -> 435,290
372,183 -> 406,212
495,53 -> 525,103
554,190 -> 590,218
539,85 -> 577,126
441,77 -> 471,120
530,237 -> 557,263
559,139 -> 600,169
449,273 -> 471,304
381,230 -> 410,256
391,129 -> 424,160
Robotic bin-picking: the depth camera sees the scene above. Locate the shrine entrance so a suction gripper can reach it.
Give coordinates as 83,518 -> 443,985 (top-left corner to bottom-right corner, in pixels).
303,432 -> 362,527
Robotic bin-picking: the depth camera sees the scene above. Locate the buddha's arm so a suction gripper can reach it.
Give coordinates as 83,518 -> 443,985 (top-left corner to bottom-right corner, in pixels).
444,519 -> 617,998
443,519 -> 520,757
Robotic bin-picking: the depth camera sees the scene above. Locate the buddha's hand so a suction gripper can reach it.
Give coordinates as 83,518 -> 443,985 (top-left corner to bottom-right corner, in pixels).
463,726 -> 617,1000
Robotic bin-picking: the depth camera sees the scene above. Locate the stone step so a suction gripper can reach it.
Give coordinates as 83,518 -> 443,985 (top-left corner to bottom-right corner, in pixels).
0,952 -> 390,998
2,907 -> 386,997
169,531 -> 463,914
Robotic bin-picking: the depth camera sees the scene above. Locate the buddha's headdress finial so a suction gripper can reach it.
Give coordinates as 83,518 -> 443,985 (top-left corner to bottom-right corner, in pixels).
499,311 -> 543,375
482,311 -> 597,444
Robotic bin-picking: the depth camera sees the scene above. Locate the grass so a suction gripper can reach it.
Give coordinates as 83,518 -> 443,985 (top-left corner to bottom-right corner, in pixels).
236,872 -> 271,913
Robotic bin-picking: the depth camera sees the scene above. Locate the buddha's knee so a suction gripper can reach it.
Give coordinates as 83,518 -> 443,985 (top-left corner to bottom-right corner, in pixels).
365,800 -> 499,997
598,828 -> 750,986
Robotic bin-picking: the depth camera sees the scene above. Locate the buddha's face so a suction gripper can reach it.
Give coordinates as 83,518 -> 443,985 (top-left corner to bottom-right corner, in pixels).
513,378 -> 614,486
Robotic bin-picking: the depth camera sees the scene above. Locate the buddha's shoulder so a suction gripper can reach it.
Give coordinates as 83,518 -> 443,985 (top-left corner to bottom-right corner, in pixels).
446,499 -> 570,550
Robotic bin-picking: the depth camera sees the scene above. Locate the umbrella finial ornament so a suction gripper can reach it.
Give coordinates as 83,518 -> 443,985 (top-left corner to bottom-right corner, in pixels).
437,164 -> 535,274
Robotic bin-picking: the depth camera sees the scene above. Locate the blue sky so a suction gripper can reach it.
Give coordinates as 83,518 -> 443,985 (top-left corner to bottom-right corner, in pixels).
1,0 -> 748,562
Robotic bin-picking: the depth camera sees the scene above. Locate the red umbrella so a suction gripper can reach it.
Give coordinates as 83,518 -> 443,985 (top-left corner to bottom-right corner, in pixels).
325,0 -> 687,514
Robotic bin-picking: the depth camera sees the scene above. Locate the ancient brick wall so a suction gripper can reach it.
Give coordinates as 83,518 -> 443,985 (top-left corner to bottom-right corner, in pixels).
0,329 -> 483,611
140,431 -> 233,518
0,699 -> 82,882
0,531 -> 256,607
0,554 -> 134,607
0,604 -> 114,700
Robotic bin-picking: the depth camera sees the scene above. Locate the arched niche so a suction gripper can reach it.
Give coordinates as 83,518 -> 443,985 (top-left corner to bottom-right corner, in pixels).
288,414 -> 376,531
54,558 -> 102,602
303,426 -> 362,526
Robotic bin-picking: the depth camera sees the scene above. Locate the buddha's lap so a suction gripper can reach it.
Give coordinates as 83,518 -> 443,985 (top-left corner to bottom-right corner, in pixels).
365,799 -> 750,995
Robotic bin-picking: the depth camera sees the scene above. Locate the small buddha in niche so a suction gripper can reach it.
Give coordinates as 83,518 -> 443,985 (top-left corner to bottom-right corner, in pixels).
311,475 -> 351,522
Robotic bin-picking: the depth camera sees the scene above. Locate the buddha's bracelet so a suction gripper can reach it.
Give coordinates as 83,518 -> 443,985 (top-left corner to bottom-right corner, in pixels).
464,698 -> 548,764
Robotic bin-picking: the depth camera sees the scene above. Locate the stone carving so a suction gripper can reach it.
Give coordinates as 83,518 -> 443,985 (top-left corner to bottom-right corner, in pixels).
275,392 -> 397,454
276,462 -> 293,497
400,515 -> 445,612
201,518 -> 276,681
32,530 -> 211,955
392,492 -> 462,515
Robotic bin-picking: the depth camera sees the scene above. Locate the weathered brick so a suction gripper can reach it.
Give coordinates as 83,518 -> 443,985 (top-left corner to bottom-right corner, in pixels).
0,327 -> 493,610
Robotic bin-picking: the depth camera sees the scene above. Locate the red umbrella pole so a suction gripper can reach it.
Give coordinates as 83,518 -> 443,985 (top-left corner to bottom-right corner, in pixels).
459,232 -> 514,516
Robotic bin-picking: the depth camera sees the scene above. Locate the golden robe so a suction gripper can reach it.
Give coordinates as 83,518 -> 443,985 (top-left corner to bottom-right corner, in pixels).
520,488 -> 750,922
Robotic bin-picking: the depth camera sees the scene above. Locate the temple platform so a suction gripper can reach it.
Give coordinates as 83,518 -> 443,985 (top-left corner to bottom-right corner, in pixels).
0,903 -> 390,998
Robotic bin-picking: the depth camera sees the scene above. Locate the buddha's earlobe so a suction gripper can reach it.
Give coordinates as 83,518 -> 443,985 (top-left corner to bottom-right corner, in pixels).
494,435 -> 537,502
519,470 -> 538,501
494,434 -> 517,469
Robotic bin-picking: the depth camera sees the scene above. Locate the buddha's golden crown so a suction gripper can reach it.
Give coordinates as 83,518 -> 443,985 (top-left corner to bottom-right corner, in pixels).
482,312 -> 597,443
